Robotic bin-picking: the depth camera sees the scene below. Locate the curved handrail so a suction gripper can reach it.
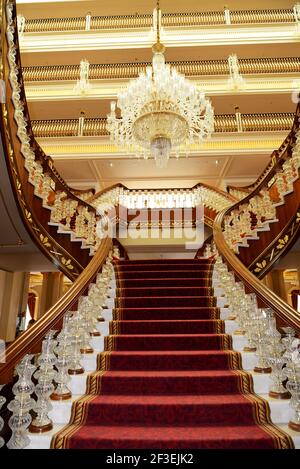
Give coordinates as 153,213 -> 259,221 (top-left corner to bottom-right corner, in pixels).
0,236 -> 112,384
87,183 -> 123,203
214,209 -> 300,332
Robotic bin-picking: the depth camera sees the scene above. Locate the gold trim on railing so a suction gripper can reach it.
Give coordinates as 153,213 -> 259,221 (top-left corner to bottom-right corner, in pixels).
0,237 -> 112,384
22,57 -> 300,82
214,211 -> 300,332
230,9 -> 294,24
23,9 -> 295,33
31,113 -> 295,138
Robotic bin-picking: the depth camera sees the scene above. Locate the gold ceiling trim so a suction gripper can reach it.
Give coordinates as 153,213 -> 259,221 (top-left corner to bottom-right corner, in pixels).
37,138 -> 284,157
23,9 -> 295,34
31,113 -> 295,138
22,57 -> 300,82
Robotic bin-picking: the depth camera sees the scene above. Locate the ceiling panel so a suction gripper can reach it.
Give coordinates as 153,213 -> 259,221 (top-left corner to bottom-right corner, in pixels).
225,154 -> 271,177
94,155 -> 227,181
54,160 -> 96,181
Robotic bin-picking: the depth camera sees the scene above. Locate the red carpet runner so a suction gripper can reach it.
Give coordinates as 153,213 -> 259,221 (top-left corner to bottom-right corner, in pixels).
52,259 -> 293,449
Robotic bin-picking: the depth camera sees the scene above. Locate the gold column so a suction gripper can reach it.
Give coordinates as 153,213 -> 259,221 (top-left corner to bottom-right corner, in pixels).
0,271 -> 29,342
38,272 -> 65,318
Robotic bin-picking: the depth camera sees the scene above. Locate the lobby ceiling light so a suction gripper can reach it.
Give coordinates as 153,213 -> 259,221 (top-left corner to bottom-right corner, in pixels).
107,0 -> 214,168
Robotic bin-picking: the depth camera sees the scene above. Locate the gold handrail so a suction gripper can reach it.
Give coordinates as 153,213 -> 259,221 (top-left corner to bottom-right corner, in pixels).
22,57 -> 300,82
214,212 -> 300,331
31,113 -> 295,138
0,237 -> 112,384
23,9 -> 295,33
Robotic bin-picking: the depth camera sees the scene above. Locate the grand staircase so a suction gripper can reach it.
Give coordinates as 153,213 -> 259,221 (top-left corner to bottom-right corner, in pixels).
51,258 -> 293,450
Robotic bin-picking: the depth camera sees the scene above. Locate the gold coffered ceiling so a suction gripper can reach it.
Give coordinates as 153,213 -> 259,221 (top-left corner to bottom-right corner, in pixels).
16,0 -> 300,191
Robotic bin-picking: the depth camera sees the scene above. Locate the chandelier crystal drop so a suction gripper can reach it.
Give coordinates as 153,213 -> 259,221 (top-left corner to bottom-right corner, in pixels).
107,1 -> 214,168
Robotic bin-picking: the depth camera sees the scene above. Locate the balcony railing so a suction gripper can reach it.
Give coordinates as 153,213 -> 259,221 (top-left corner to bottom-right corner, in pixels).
22,57 -> 300,82
22,9 -> 296,34
31,113 -> 295,139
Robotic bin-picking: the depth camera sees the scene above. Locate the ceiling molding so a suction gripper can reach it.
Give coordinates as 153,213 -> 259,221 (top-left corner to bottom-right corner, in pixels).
20,25 -> 300,54
39,133 -> 287,159
25,75 -> 300,102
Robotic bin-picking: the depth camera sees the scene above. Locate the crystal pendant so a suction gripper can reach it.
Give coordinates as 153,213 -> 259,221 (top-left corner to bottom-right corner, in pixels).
150,136 -> 171,168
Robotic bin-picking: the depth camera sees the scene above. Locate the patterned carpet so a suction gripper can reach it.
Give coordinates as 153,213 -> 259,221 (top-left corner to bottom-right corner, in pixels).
52,259 -> 293,449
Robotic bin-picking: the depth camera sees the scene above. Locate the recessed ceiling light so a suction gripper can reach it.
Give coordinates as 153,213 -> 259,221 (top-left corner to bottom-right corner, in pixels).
109,162 -> 113,167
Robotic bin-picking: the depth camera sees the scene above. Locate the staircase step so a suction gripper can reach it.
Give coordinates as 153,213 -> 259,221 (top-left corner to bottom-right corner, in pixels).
116,287 -> 213,297
107,334 -> 231,351
117,270 -> 212,279
116,278 -> 211,288
61,423 -> 286,449
110,319 -> 224,334
75,394 -> 263,426
99,350 -> 238,370
88,370 -> 245,395
116,264 -> 212,271
113,307 -> 220,321
50,257 -> 293,450
115,259 -> 212,264
115,296 -> 216,308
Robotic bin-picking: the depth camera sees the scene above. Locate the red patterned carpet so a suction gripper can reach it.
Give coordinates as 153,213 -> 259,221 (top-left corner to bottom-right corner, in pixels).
52,258 -> 293,449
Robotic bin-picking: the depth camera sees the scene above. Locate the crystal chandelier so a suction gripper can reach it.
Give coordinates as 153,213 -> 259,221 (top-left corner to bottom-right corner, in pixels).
107,1 -> 214,168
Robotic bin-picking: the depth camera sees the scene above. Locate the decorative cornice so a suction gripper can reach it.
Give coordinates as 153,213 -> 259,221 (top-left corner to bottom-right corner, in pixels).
19,25 -> 300,54
36,135 -> 286,159
23,76 -> 300,103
